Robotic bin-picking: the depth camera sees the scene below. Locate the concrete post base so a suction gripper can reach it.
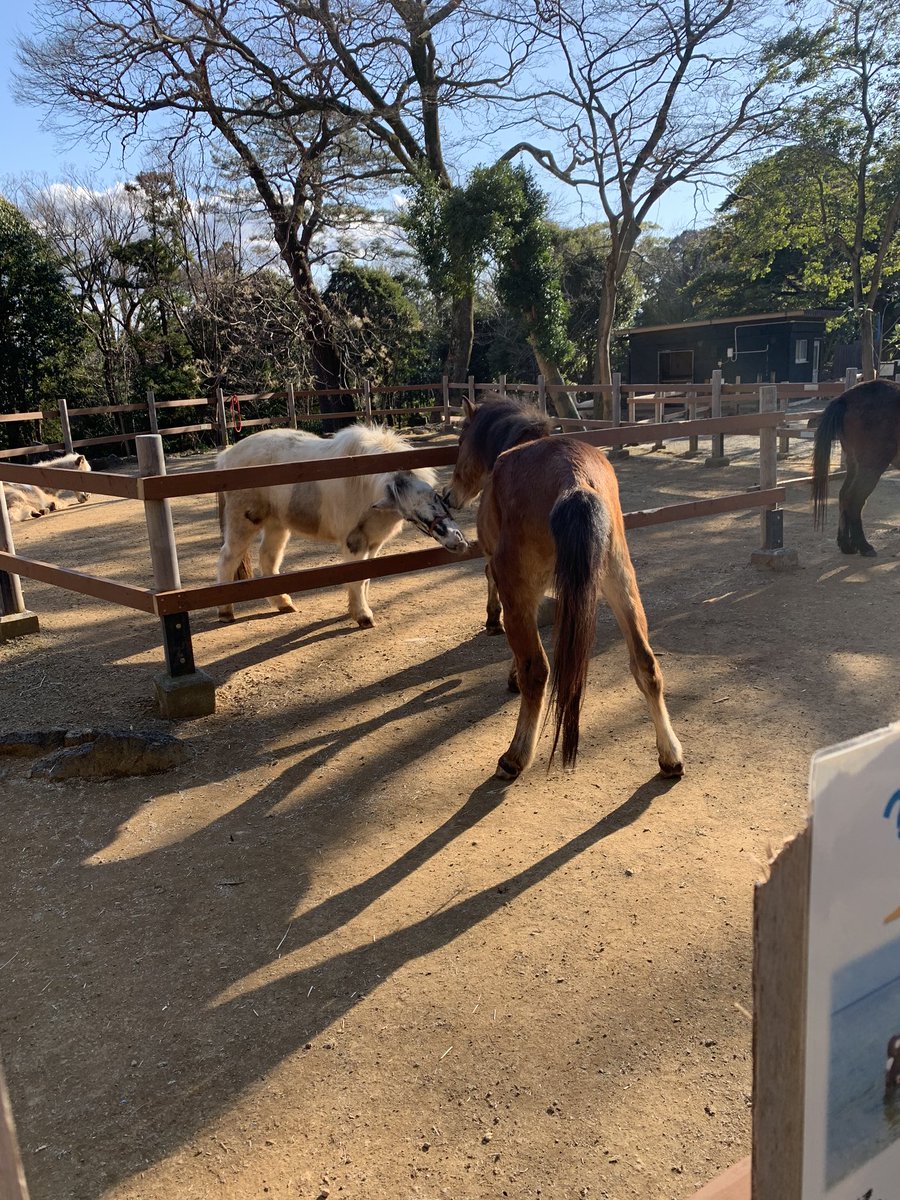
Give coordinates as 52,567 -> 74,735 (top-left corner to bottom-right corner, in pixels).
607,447 -> 630,461
154,669 -> 216,719
750,548 -> 799,572
705,455 -> 732,468
0,611 -> 40,642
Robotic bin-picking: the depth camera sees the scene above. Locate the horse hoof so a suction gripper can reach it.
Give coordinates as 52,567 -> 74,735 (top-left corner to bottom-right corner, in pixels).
485,622 -> 504,636
659,757 -> 684,778
277,603 -> 297,614
356,615 -> 375,629
838,542 -> 858,555
495,754 -> 521,780
860,545 -> 878,558
218,611 -> 235,623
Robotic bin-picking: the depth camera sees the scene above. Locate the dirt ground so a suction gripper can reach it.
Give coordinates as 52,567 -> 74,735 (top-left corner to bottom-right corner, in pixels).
2,427 -> 900,1200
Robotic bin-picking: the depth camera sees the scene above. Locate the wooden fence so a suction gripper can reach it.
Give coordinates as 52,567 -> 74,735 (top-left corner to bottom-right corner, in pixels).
0,380 -> 840,713
0,367 -> 855,463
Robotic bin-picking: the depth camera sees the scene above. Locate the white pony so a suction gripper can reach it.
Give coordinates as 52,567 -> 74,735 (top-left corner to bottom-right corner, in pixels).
215,425 -> 467,625
1,452 -> 91,522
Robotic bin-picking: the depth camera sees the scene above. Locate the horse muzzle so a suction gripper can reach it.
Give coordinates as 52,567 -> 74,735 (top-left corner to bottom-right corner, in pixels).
434,520 -> 468,554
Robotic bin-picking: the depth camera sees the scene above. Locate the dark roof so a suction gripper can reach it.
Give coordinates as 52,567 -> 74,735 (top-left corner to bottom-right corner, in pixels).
619,310 -> 835,336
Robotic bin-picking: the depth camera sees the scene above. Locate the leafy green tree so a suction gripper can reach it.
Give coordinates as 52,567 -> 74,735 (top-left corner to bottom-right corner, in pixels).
0,196 -> 79,443
323,263 -> 435,387
403,163 -> 581,413
762,0 -> 900,376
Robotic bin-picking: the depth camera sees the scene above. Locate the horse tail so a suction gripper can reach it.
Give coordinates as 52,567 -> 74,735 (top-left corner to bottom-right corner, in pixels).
548,488 -> 608,770
217,491 -> 251,580
812,396 -> 846,529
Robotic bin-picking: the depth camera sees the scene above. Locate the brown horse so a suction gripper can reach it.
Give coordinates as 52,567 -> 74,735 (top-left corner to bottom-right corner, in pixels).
812,378 -> 900,556
444,396 -> 684,781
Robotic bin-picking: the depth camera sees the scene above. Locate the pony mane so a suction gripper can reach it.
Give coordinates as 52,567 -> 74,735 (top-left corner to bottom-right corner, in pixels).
328,423 -> 413,456
468,397 -> 553,466
38,452 -> 90,471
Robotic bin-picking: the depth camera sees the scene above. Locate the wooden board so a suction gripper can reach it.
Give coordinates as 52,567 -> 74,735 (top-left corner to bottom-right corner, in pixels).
690,1156 -> 750,1199
752,825 -> 811,1200
0,552 -> 156,614
0,1056 -> 30,1200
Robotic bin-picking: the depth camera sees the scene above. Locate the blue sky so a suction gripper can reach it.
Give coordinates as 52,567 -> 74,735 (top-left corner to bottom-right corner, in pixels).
0,4 -> 722,234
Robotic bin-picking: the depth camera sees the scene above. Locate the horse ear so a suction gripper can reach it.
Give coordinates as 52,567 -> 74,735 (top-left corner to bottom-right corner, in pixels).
372,477 -> 401,511
463,396 -> 477,422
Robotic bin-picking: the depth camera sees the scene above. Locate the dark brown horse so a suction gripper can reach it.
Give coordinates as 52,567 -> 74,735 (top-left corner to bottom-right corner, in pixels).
444,396 -> 684,781
812,378 -> 900,556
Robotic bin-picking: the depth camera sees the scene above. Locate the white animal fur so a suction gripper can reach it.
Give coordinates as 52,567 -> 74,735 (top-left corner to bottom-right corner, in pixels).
215,425 -> 464,625
1,453 -> 92,522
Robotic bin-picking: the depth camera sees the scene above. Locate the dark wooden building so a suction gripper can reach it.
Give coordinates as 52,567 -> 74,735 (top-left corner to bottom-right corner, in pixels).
622,310 -> 831,385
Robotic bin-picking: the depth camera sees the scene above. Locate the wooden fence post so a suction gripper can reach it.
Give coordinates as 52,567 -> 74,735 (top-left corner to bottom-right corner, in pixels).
684,389 -> 700,458
442,375 -> 451,428
146,388 -> 159,435
0,1057 -> 30,1200
777,386 -> 790,460
286,382 -> 298,430
498,373 -> 507,397
215,387 -> 228,449
57,397 -> 74,454
652,395 -> 666,451
135,434 -> 215,718
751,827 -> 810,1200
537,375 -> 547,415
706,370 -> 729,467
751,384 -> 797,569
363,378 -> 373,423
0,483 -> 39,642
608,372 -> 629,461
468,375 -> 476,411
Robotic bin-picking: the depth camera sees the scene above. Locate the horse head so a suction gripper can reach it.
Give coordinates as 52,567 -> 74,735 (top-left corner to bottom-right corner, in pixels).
374,472 -> 468,553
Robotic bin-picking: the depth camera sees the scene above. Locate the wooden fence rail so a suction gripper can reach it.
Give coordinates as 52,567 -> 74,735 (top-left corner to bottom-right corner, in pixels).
0,390 -> 837,711
0,371 -> 851,463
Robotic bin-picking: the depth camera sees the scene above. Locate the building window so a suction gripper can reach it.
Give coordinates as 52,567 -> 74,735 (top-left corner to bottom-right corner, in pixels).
658,349 -> 694,383
795,338 -> 809,364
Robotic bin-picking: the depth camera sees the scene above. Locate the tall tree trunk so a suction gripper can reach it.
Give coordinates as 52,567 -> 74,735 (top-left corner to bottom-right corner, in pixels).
529,343 -> 581,419
859,306 -> 877,380
593,253 -> 620,417
444,292 -> 475,383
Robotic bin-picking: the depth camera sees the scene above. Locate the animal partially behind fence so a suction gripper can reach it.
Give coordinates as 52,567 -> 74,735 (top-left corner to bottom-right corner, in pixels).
812,378 -> 900,556
2,452 -> 92,522
215,425 -> 467,626
444,395 -> 683,781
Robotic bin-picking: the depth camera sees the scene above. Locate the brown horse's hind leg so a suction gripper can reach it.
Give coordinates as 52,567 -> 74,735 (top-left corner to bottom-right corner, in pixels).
839,462 -> 885,557
601,543 -> 683,777
494,570 -> 549,779
259,524 -> 296,612
485,561 -> 503,634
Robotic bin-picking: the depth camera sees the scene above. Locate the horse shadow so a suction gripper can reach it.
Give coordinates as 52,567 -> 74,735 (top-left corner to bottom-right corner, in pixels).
6,771 -> 677,1197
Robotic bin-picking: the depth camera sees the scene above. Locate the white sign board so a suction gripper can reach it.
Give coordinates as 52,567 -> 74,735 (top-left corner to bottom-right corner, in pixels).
803,723 -> 900,1200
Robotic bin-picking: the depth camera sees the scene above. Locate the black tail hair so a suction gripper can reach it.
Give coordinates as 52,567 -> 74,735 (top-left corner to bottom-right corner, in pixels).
812,397 -> 846,529
548,489 -> 609,769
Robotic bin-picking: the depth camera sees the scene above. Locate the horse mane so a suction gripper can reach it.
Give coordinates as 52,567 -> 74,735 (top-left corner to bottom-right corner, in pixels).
469,397 -> 553,467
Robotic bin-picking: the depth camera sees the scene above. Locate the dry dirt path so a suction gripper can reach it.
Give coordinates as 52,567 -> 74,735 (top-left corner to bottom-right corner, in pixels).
2,431 -> 900,1199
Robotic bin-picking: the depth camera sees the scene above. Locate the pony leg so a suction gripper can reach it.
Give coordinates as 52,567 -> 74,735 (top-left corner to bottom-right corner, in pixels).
259,525 -> 296,612
485,560 -> 503,634
216,520 -> 258,622
601,544 -> 684,777
836,458 -> 858,554
342,520 -> 399,628
842,464 -> 884,557
494,570 -> 549,780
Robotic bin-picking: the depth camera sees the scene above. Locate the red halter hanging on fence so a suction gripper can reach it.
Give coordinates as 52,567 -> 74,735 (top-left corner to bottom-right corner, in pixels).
229,393 -> 242,435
